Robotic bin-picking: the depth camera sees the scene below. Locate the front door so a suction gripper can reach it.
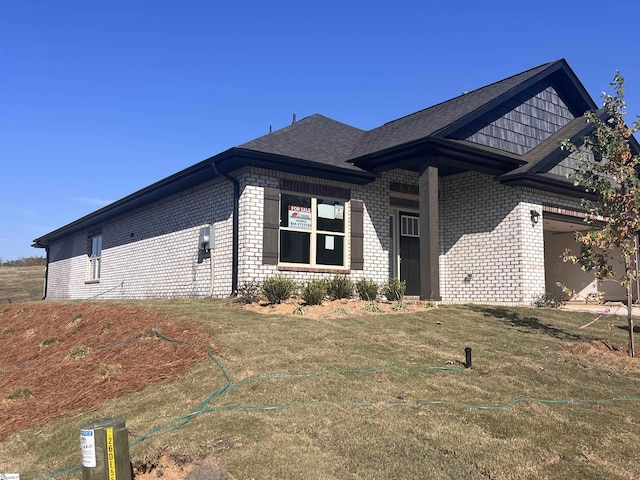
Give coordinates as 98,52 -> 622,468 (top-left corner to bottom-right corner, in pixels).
399,212 -> 420,296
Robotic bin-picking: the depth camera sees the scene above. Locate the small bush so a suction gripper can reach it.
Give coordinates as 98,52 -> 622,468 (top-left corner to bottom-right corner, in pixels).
382,278 -> 406,302
532,292 -> 566,308
333,306 -> 351,315
292,306 -> 307,316
262,274 -> 296,304
356,278 -> 379,301
302,280 -> 326,306
364,301 -> 384,313
392,300 -> 409,311
326,275 -> 354,300
237,281 -> 262,304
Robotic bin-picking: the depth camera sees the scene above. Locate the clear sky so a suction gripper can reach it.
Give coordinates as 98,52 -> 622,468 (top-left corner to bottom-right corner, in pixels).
1,0 -> 639,261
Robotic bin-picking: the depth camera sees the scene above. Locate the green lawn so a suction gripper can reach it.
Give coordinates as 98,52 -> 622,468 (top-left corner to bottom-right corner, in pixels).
1,299 -> 639,479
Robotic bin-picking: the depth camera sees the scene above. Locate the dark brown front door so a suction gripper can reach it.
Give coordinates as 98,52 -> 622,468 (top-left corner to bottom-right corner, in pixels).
399,212 -> 420,296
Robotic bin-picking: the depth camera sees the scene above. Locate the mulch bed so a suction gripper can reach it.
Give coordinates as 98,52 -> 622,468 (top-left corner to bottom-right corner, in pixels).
0,302 -> 211,441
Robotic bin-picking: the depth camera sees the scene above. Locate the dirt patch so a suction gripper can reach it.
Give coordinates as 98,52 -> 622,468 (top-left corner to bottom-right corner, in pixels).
240,297 -> 434,318
0,302 -> 212,442
565,340 -> 640,372
133,452 -> 229,480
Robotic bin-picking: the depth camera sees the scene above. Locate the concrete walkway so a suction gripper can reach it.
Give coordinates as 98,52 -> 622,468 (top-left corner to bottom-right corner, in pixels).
560,302 -> 640,318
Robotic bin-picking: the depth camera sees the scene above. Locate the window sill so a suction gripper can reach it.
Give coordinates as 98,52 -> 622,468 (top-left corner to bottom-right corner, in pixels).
85,280 -> 100,284
277,265 -> 351,274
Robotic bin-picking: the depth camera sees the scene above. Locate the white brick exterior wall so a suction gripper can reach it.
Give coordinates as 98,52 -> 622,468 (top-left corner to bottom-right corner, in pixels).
439,171 -> 581,305
45,166 -> 582,305
47,177 -> 234,299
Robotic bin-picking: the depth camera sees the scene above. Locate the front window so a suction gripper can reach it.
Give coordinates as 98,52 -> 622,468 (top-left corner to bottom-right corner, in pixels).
87,234 -> 102,281
279,193 -> 346,267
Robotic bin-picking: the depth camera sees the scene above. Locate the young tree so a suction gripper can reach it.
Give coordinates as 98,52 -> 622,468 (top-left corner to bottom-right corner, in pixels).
561,72 -> 640,357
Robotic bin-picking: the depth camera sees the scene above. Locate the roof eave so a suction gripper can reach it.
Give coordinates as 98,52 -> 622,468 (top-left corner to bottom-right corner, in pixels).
33,148 -> 377,248
498,171 -> 597,199
219,148 -> 378,184
350,137 -> 525,175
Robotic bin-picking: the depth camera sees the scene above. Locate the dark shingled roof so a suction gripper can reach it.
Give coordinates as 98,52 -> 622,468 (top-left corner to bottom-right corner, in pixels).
237,59 -> 597,175
238,114 -> 367,171
347,61 -> 563,160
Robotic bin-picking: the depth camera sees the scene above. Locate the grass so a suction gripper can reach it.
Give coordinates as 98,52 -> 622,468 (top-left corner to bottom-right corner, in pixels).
0,265 -> 45,303
1,299 -> 640,479
68,345 -> 91,359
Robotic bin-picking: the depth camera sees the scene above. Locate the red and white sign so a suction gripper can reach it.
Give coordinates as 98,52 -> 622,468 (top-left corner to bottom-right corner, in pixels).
288,205 -> 312,230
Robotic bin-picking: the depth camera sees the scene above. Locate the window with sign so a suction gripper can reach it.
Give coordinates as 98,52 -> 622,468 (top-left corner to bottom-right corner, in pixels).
279,193 -> 346,267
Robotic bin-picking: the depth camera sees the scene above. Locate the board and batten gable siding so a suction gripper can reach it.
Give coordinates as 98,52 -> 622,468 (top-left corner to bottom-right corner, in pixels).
46,177 -> 234,300
451,84 -> 575,155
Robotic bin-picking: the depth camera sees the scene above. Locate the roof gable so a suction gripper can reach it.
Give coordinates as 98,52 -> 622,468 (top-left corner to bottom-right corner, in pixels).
448,82 -> 576,155
349,59 -> 597,162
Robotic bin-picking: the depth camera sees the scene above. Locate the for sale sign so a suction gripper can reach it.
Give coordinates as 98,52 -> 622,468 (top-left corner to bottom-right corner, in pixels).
288,205 -> 312,230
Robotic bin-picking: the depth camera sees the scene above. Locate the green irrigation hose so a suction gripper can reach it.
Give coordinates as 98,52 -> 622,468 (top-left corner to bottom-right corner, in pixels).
33,330 -> 640,480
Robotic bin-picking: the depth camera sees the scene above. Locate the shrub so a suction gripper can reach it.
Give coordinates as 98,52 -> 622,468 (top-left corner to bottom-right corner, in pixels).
237,281 -> 262,304
392,300 -> 409,311
532,292 -> 566,308
292,306 -> 307,316
382,278 -> 406,302
302,280 -> 326,306
326,275 -> 354,300
262,274 -> 296,304
364,301 -> 384,312
356,278 -> 379,301
333,306 -> 351,315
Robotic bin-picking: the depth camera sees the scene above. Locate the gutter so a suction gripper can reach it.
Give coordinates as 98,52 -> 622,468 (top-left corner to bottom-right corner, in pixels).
211,162 -> 239,296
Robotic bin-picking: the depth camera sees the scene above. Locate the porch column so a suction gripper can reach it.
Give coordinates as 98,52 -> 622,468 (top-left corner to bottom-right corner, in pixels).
419,164 -> 441,300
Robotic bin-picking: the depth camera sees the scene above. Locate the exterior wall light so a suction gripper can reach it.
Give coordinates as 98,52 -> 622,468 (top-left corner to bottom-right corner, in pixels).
530,209 -> 540,224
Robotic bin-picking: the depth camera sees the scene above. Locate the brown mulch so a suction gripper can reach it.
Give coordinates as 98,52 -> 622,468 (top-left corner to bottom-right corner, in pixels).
0,302 -> 211,442
241,297 -> 434,319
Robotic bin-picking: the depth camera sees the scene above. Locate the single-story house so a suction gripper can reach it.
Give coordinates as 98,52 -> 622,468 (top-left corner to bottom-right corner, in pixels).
33,59 -> 636,304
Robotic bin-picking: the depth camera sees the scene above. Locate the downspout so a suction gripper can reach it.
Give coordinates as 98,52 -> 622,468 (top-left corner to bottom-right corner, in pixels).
211,162 -> 239,296
42,246 -> 49,300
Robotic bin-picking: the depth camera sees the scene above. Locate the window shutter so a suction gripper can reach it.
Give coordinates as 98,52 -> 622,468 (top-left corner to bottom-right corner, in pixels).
350,200 -> 364,270
263,187 -> 280,265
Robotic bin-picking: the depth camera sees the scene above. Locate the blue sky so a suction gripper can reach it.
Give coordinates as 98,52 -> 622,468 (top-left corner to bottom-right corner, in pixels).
1,0 -> 639,260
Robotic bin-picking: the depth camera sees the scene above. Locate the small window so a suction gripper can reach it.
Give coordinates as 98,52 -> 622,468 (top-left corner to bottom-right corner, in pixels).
87,234 -> 102,281
401,215 -> 419,237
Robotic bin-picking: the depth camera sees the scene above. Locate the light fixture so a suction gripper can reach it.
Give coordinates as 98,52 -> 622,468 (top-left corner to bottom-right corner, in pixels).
530,210 -> 540,224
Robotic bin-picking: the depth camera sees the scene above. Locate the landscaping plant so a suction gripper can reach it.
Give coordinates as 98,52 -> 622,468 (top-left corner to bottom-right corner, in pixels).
261,274 -> 296,304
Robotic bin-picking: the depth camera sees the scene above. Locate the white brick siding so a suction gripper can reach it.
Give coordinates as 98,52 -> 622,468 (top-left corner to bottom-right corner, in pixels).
45,166 -> 582,305
47,177 -> 234,299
